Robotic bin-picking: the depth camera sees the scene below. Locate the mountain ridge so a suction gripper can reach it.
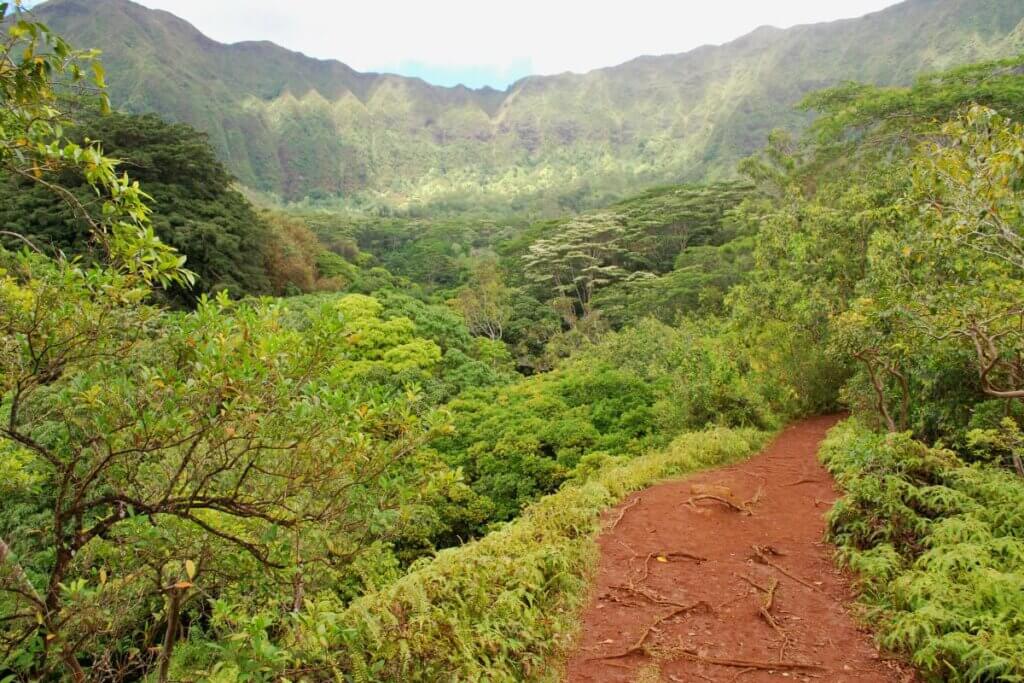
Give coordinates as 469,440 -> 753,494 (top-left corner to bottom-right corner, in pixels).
30,0 -> 1024,208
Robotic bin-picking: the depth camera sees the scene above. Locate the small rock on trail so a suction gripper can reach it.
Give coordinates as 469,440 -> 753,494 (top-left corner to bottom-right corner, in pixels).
565,415 -> 914,682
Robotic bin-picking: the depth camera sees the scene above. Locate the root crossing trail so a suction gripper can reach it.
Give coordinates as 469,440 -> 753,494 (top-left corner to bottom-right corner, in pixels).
566,415 -> 912,683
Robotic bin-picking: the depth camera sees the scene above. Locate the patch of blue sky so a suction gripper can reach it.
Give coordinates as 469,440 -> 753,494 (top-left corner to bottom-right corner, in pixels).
378,58 -> 534,90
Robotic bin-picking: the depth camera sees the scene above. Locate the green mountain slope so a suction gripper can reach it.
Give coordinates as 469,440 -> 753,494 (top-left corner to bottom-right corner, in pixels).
33,0 -> 1024,208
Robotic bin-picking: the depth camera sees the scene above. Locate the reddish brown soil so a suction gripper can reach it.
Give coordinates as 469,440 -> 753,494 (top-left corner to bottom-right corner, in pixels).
566,415 -> 913,683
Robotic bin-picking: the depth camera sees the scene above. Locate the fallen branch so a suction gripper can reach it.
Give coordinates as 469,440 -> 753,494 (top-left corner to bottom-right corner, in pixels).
608,497 -> 640,530
679,648 -> 825,672
685,495 -> 752,515
783,477 -> 821,487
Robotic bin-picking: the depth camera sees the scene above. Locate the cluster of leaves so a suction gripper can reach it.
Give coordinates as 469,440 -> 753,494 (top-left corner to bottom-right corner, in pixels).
282,288 -> 519,406
821,420 -> 1024,681
0,2 -> 189,289
730,54 -> 1024,440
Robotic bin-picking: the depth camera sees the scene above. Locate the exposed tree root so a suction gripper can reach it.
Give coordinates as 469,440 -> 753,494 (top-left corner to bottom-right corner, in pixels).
631,549 -> 707,588
728,666 -> 757,683
598,590 -> 644,609
664,550 -> 708,563
783,477 -> 822,487
590,601 -> 712,661
609,584 -> 697,610
743,486 -> 765,510
738,573 -> 791,659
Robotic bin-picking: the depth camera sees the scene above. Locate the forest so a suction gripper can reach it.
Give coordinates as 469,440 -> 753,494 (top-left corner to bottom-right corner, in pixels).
1,2 -> 1024,681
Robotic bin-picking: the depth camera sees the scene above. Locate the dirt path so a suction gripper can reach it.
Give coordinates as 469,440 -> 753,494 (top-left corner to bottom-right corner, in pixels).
566,415 -> 912,683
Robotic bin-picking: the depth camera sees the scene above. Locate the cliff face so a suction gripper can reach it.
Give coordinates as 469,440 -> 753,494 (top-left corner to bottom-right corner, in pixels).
35,0 -> 1024,205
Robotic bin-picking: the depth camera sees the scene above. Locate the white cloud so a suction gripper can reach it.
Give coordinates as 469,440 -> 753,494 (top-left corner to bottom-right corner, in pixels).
131,0 -> 903,86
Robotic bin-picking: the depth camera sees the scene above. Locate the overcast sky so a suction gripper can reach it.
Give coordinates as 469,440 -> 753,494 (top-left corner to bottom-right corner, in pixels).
107,1 -> 904,88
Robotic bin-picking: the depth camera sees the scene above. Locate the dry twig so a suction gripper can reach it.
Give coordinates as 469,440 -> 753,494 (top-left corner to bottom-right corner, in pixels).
685,494 -> 752,515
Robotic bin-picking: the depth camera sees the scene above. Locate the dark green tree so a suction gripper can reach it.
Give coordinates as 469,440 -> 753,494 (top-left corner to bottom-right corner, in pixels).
0,112 -> 273,304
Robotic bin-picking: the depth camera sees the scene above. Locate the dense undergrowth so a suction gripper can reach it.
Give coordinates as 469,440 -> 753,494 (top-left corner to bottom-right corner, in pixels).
822,421 -> 1024,681
172,428 -> 767,681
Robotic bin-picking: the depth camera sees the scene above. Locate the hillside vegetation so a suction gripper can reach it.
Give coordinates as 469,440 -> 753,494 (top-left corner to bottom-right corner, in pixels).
31,0 -> 1024,210
2,4 -> 1024,682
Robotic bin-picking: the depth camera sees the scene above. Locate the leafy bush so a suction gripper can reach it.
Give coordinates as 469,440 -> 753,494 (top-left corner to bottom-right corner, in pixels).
822,420 -> 1024,681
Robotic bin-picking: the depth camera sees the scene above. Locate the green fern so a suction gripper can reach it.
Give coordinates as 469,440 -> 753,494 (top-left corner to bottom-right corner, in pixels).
822,420 -> 1024,681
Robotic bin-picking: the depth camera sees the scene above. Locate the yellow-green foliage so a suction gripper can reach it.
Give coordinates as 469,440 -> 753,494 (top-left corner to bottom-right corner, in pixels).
821,420 -> 1024,682
203,428 -> 766,682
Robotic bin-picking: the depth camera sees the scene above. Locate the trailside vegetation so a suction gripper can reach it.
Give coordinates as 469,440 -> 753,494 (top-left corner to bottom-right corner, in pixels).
0,11 -> 780,681
822,421 -> 1024,681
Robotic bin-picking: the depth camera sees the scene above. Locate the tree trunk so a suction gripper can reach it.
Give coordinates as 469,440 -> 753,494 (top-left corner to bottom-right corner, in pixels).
61,650 -> 87,683
158,588 -> 183,683
292,570 -> 305,613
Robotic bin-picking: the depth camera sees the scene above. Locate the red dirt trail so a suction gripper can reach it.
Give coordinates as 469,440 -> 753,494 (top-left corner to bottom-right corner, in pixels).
566,415 -> 913,683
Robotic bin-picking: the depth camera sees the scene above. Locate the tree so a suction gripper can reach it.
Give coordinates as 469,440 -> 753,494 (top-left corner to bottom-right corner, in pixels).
0,111 -> 279,304
0,260 -> 443,679
0,2 -> 189,288
907,106 -> 1024,402
451,257 -> 513,341
0,10 -> 443,679
522,213 -> 632,315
